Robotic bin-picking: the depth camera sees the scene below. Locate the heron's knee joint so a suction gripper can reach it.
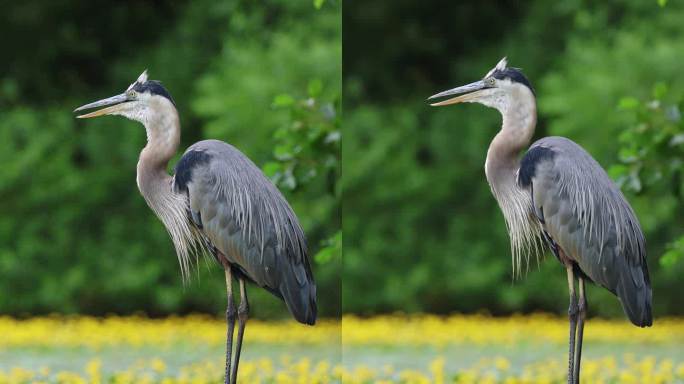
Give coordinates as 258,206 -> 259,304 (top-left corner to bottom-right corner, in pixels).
578,301 -> 587,320
238,303 -> 249,322
568,300 -> 579,317
226,301 -> 237,319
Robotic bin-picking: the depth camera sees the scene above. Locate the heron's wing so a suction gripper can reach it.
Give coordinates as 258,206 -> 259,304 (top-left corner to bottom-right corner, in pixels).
519,136 -> 651,327
174,140 -> 316,325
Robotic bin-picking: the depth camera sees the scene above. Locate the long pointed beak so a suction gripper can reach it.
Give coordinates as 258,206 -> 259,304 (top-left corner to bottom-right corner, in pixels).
427,80 -> 487,107
73,93 -> 130,119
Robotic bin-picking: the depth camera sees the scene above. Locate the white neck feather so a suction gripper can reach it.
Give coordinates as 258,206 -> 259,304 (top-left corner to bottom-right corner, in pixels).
134,98 -> 205,279
482,84 -> 543,276
484,84 -> 537,184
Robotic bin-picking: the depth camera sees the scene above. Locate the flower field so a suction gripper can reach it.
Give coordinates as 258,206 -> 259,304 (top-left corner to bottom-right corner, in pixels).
342,315 -> 684,383
0,314 -> 683,383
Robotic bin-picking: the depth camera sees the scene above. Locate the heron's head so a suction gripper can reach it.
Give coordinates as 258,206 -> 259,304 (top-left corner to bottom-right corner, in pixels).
74,70 -> 176,124
428,57 -> 535,113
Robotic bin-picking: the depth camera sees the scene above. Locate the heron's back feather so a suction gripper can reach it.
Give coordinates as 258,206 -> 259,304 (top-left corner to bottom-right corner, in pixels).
521,137 -> 651,327
174,140 -> 316,325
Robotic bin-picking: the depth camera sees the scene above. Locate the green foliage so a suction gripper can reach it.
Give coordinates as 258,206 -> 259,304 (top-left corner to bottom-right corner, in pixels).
0,0 -> 340,318
267,79 -> 340,194
314,0 -> 327,10
610,83 -> 684,268
267,80 -> 342,274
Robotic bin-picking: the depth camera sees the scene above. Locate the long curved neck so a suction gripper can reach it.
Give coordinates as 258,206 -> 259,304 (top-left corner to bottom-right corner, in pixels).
133,102 -> 203,278
483,89 -> 543,276
485,90 -> 537,192
136,102 -> 181,203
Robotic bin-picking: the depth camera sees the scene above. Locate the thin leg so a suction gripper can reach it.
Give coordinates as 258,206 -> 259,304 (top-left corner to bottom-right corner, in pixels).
224,269 -> 236,384
573,277 -> 587,383
566,266 -> 578,384
230,277 -> 249,384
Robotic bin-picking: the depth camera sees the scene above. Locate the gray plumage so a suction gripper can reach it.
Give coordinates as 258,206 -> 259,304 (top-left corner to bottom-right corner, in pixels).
523,137 -> 651,326
430,57 -> 652,383
175,140 -> 316,324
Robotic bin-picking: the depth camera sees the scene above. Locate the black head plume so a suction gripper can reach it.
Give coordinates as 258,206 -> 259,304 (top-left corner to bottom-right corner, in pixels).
490,66 -> 535,95
132,79 -> 176,106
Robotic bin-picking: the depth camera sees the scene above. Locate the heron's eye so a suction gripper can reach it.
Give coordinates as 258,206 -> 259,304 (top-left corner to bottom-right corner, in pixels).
127,90 -> 136,98
485,77 -> 496,86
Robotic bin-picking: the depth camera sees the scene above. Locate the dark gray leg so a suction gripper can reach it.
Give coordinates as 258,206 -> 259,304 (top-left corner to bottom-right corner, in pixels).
224,269 -> 236,384
566,266 -> 578,384
230,277 -> 249,384
573,277 -> 587,383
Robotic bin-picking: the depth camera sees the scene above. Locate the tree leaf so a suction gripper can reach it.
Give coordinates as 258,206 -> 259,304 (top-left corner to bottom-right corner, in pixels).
308,79 -> 323,98
273,94 -> 295,107
618,97 -> 639,111
262,162 -> 282,178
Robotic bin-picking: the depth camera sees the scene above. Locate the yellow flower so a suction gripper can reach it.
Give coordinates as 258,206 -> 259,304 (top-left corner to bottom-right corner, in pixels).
494,356 -> 510,371
429,356 -> 445,384
85,358 -> 102,384
151,357 -> 167,373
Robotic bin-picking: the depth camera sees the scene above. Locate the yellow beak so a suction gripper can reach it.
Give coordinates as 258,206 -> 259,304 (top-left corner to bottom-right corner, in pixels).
428,80 -> 487,107
74,93 -> 130,119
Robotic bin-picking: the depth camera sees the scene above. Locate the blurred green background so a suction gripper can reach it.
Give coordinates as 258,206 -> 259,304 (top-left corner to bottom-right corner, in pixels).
0,0 -> 340,319
343,0 -> 684,318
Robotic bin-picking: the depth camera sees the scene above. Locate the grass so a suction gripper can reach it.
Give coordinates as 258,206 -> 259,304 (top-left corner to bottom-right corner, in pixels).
0,314 -> 683,383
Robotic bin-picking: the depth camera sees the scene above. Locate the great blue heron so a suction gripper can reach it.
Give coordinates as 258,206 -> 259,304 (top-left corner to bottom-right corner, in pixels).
428,58 -> 652,383
74,71 -> 316,384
